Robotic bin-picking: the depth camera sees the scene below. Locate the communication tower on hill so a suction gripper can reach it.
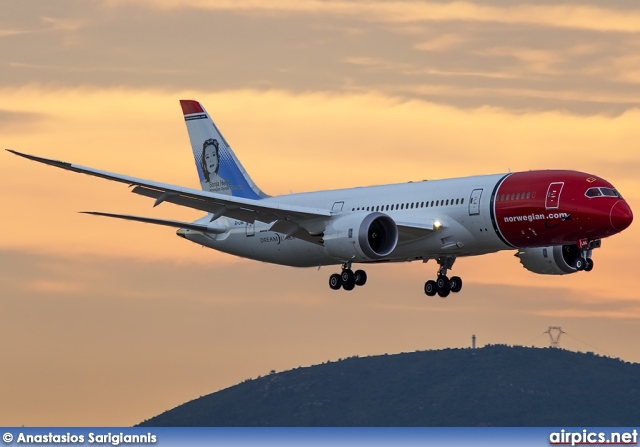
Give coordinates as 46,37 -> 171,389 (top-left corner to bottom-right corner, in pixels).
544,326 -> 566,348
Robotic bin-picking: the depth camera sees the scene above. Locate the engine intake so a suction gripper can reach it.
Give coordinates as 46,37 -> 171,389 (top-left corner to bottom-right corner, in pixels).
323,212 -> 398,261
517,245 -> 590,275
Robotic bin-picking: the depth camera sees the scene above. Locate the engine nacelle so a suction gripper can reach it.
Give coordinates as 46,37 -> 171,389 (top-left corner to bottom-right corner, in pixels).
323,212 -> 398,262
517,245 -> 591,275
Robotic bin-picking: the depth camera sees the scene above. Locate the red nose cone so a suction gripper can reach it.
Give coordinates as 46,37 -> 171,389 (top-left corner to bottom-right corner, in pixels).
610,201 -> 633,232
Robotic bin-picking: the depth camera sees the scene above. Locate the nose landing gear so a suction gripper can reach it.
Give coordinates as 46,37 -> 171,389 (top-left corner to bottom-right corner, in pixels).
574,240 -> 598,272
329,262 -> 367,291
424,257 -> 462,298
575,254 -> 594,272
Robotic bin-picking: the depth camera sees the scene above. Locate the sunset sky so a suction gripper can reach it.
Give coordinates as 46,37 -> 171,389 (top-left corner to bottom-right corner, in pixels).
1,0 -> 640,426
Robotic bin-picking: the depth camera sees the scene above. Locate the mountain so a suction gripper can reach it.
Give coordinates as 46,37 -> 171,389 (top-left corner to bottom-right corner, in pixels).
137,345 -> 640,426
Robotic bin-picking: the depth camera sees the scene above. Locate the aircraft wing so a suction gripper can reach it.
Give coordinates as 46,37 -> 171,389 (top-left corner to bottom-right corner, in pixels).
7,150 -> 332,230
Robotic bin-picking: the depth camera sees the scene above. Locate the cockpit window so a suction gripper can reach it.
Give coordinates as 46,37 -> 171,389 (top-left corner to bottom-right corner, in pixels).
585,187 -> 621,198
585,188 -> 601,197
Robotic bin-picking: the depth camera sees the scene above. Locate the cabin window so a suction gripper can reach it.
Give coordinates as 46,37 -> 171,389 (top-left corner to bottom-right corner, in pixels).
526,192 -> 531,199
516,193 -> 520,200
461,198 -> 464,204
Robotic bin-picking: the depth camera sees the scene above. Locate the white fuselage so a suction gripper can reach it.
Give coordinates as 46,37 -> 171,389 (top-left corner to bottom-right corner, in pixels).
183,173 -> 509,267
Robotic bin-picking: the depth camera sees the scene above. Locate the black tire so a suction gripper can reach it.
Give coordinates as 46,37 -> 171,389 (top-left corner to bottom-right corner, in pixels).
575,258 -> 584,271
585,258 -> 594,272
450,276 -> 463,293
437,287 -> 450,298
436,275 -> 450,297
329,273 -> 342,290
343,281 -> 355,291
424,280 -> 437,296
354,269 -> 367,286
341,269 -> 356,291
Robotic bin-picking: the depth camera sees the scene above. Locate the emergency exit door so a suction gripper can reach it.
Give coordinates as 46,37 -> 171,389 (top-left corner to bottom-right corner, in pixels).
469,189 -> 482,215
545,182 -> 564,209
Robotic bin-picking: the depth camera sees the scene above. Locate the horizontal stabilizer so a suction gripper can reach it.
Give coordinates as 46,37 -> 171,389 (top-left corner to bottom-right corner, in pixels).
80,211 -> 226,233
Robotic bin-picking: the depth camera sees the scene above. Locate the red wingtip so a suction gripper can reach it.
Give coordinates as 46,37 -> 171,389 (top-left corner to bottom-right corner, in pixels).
180,100 -> 204,115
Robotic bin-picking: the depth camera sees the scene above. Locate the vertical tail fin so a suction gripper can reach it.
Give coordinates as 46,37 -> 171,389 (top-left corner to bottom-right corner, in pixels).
180,100 -> 268,199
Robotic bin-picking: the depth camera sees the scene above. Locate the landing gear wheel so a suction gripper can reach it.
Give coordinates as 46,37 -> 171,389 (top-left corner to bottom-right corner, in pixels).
575,258 -> 585,271
424,280 -> 437,296
584,258 -> 594,272
436,275 -> 451,298
341,269 -> 356,291
354,270 -> 367,286
436,275 -> 449,290
329,273 -> 342,290
449,276 -> 463,293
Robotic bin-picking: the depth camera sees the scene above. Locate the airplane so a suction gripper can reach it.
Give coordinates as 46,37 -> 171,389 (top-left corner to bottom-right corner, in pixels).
7,100 -> 633,297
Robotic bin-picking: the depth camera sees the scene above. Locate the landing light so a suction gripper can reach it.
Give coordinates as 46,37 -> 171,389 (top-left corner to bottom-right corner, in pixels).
433,220 -> 443,230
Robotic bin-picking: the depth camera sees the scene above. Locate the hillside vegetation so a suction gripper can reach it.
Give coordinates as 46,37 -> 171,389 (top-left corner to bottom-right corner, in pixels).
138,345 -> 640,426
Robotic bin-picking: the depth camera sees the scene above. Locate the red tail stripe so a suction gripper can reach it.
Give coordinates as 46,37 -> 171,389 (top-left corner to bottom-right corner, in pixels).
180,100 -> 204,115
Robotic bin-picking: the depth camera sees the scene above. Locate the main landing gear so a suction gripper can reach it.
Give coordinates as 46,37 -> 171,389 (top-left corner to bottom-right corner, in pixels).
424,257 -> 462,298
329,262 -> 367,291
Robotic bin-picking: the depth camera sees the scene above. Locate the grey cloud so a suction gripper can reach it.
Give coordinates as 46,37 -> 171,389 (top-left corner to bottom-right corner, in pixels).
0,110 -> 44,130
1,1 -> 640,114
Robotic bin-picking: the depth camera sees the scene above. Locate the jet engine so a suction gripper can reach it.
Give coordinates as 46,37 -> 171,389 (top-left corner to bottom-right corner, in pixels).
323,212 -> 398,262
516,245 -> 591,275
